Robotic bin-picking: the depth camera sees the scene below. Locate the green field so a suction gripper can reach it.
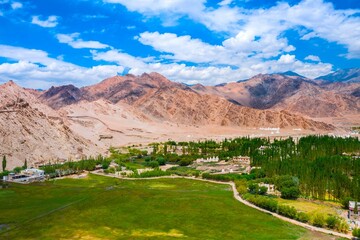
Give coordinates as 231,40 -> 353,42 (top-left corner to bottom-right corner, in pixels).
0,174 -> 336,239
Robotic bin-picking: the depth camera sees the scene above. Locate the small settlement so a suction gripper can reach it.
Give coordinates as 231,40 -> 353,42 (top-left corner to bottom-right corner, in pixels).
349,201 -> 360,228
193,155 -> 251,174
3,168 -> 45,183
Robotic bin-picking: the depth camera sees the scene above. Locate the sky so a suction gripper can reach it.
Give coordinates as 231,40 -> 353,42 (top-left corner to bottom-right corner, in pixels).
0,0 -> 359,88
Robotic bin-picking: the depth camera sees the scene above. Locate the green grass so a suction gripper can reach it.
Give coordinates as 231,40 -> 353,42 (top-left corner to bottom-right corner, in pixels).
0,174 -> 335,239
277,198 -> 341,216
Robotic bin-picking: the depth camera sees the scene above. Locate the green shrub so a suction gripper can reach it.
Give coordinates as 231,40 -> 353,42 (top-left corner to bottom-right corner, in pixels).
133,169 -> 171,178
245,195 -> 278,212
296,212 -> 310,223
148,161 -> 159,168
280,186 -> 300,200
277,205 -> 297,219
353,228 -> 360,237
341,197 -> 353,209
235,179 -> 248,195
325,215 -> 338,229
311,213 -> 326,227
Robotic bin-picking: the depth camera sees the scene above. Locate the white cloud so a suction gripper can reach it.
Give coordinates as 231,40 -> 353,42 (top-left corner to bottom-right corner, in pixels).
31,15 -> 59,28
0,45 -> 124,88
11,2 -> 22,9
103,0 -> 241,33
305,55 -> 321,62
91,47 -> 332,84
138,31 -> 234,64
56,33 -> 110,49
278,54 -> 296,64
219,0 -> 233,6
105,0 -> 360,59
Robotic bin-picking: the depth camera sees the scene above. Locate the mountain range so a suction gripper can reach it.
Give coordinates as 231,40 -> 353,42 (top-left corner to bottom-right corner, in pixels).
1,68 -> 359,169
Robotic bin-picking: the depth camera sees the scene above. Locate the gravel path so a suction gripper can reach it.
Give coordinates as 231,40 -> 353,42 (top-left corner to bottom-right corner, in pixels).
92,172 -> 353,239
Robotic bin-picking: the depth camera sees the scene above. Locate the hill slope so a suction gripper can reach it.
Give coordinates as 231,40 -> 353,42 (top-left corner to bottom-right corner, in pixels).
192,73 -> 360,118
316,68 -> 360,83
0,81 -> 101,169
79,73 -> 333,130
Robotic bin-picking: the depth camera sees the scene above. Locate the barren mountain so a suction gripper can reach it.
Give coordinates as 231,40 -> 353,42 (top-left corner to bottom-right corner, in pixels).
76,73 -> 333,131
316,68 -> 360,83
0,81 -> 101,169
192,73 -> 360,118
39,84 -> 83,109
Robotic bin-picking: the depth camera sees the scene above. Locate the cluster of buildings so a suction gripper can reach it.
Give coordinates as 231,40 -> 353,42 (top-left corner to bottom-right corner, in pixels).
3,168 -> 45,183
349,201 -> 360,226
194,155 -> 251,174
195,156 -> 219,163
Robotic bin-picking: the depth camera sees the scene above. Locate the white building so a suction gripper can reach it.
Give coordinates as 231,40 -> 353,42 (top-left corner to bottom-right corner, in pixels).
196,156 -> 219,163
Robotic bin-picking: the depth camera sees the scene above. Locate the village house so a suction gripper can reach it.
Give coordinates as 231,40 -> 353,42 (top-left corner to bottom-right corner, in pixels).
259,183 -> 277,195
4,168 -> 45,183
349,201 -> 360,219
231,156 -> 250,165
195,156 -> 219,163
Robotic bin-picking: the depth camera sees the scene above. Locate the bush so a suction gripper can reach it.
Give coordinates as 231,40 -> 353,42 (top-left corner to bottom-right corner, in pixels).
277,205 -> 297,219
296,212 -> 310,223
326,215 -> 338,229
202,173 -> 255,182
280,186 -> 300,200
104,167 -> 115,174
148,161 -> 159,168
156,157 -> 166,166
311,213 -> 326,227
235,179 -> 248,195
341,197 -> 353,209
245,195 -> 278,212
258,186 -> 268,195
353,228 -> 360,237
166,166 -> 200,177
101,161 -> 111,170
133,169 -> 171,178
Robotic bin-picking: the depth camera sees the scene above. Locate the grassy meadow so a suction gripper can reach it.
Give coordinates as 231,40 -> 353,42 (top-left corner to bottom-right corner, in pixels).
0,174 -> 339,239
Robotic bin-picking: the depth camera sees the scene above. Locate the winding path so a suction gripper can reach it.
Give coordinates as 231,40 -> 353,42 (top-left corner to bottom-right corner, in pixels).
92,172 -> 353,239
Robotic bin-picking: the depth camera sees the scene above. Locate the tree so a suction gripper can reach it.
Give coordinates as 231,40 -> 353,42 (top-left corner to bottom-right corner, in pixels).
248,183 -> 259,194
281,186 -> 300,199
23,159 -> 28,169
341,197 -> 353,209
355,201 -> 358,215
353,228 -> 360,238
2,156 -> 6,172
156,157 -> 166,166
258,186 -> 268,195
148,161 -> 159,168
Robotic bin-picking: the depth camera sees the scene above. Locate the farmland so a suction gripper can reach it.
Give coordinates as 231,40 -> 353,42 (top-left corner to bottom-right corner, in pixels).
0,174 -> 338,239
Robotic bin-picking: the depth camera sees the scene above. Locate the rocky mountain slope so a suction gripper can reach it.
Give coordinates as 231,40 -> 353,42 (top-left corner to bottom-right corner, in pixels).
192,73 -> 360,118
0,81 -> 101,169
44,72 -> 332,130
315,68 -> 360,83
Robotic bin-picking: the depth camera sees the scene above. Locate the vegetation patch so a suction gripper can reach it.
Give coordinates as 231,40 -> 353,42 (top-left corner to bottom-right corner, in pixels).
0,174 -> 334,239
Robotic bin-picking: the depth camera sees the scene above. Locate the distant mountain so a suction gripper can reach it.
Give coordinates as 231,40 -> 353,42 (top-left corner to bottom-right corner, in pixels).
191,73 -> 360,118
316,68 -> 360,83
38,72 -> 333,130
279,71 -> 305,78
39,84 -> 83,109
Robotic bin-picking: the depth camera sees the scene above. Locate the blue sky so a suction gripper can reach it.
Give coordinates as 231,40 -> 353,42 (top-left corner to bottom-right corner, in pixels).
0,0 -> 359,88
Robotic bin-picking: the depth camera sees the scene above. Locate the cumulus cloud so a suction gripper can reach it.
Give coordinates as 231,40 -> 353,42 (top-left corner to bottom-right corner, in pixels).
11,1 -> 22,9
31,15 -> 59,28
104,0 -> 360,59
305,55 -> 321,62
91,47 -> 332,85
56,33 -> 110,49
0,45 -> 124,88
